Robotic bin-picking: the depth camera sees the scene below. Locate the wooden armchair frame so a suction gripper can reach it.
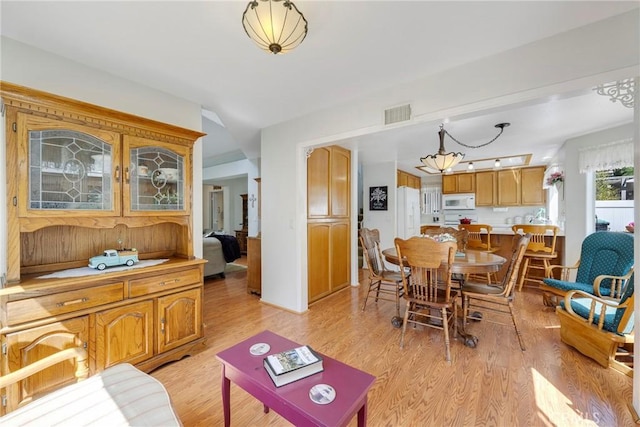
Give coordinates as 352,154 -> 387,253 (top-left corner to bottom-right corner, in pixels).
556,289 -> 634,376
541,231 -> 634,306
0,347 -> 182,424
0,347 -> 89,391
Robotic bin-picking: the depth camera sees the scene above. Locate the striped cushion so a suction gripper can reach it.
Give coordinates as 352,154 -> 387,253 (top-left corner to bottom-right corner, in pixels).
0,363 -> 181,426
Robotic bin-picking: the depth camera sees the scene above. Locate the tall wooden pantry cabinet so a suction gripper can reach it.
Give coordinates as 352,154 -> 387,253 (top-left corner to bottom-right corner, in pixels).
307,146 -> 351,303
0,82 -> 206,414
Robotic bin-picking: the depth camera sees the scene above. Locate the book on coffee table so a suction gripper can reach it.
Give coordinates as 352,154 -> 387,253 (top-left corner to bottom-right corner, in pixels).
263,345 -> 323,387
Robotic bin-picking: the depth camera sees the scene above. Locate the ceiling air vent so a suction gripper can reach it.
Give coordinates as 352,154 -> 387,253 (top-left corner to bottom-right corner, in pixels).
384,104 -> 411,125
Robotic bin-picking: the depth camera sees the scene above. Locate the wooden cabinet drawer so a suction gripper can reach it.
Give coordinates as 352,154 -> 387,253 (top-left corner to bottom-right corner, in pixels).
129,267 -> 201,297
6,283 -> 124,325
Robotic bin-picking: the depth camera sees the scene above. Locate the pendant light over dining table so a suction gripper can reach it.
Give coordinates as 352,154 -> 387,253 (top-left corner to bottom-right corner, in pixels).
420,122 -> 510,173
242,0 -> 308,54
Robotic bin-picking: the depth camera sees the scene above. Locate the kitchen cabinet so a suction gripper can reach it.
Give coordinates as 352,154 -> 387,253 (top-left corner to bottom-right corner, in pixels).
475,171 -> 496,206
497,169 -> 521,205
496,166 -> 546,206
397,170 -> 421,189
307,221 -> 350,302
442,173 -> 475,194
308,146 -> 350,218
520,166 -> 546,205
1,82 -> 206,414
307,146 -> 351,303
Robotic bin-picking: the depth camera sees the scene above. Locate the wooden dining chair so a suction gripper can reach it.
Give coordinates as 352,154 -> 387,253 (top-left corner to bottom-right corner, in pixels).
359,228 -> 404,327
462,233 -> 531,351
421,226 -> 468,287
511,224 -> 559,291
459,223 -> 498,284
394,236 -> 458,362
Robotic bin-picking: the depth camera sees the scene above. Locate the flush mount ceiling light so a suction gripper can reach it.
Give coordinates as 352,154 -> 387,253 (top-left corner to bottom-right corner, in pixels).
242,0 -> 308,54
594,78 -> 636,108
420,122 -> 510,173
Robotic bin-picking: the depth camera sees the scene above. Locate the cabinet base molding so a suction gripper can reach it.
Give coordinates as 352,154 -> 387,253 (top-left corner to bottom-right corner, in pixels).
135,338 -> 207,373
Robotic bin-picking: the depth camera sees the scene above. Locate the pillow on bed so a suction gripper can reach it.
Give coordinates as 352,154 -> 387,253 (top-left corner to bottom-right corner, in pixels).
203,229 -> 216,238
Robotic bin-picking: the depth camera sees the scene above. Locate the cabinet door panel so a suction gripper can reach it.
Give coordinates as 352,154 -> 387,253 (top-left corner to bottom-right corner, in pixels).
123,136 -> 191,216
442,175 -> 457,194
497,169 -> 521,205
331,147 -> 350,217
307,147 -> 331,217
4,317 -> 89,413
330,221 -> 350,291
475,171 -> 496,206
95,300 -> 153,370
457,174 -> 475,193
157,288 -> 202,353
521,167 -> 546,205
17,114 -> 121,218
308,223 -> 331,302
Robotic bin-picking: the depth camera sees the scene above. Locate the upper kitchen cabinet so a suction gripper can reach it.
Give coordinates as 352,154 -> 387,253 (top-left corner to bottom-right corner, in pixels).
520,166 -> 546,206
442,173 -> 475,194
497,169 -> 521,206
496,166 -> 546,206
474,171 -> 496,206
397,170 -> 421,189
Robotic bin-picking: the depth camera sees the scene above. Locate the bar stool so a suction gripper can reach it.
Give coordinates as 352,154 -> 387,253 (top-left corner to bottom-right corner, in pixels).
458,224 -> 498,284
511,224 -> 559,291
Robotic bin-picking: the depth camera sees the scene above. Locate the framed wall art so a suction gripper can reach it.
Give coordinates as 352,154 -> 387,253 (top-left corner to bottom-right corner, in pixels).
369,186 -> 388,211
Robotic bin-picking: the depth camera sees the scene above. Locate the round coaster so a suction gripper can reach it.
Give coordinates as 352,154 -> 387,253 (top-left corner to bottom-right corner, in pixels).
249,342 -> 270,356
309,384 -> 336,405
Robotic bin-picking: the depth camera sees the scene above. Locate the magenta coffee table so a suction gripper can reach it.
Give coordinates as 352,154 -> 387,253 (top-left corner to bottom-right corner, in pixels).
216,330 -> 376,427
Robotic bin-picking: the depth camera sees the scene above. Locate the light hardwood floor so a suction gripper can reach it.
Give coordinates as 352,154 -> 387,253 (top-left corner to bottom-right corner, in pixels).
151,266 -> 634,426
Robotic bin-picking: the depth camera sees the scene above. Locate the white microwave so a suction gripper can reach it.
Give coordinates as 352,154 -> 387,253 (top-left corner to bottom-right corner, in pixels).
442,193 -> 476,210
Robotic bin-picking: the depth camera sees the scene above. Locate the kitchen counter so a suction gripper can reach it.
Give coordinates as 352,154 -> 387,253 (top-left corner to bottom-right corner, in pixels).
420,223 -> 565,237
487,225 -> 565,237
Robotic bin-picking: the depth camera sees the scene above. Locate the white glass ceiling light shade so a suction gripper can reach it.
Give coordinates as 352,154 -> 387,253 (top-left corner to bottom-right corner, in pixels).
420,126 -> 464,173
242,0 -> 308,54
421,123 -> 510,174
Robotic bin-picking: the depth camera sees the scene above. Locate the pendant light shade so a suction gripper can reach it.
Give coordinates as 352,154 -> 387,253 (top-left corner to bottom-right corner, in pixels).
420,123 -> 509,174
420,126 -> 464,173
242,0 -> 308,54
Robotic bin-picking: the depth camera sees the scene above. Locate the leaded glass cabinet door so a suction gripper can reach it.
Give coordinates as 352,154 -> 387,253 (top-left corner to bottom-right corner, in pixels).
123,136 -> 190,216
18,114 -> 121,217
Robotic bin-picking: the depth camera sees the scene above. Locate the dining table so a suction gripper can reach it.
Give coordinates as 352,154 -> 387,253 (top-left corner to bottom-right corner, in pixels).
381,247 -> 506,277
381,247 -> 507,348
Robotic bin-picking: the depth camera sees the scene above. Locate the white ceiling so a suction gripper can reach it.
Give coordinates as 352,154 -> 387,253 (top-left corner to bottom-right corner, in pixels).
1,1 -> 637,173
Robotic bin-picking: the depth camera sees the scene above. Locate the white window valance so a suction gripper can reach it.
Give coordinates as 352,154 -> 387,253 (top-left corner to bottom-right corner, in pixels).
578,138 -> 634,173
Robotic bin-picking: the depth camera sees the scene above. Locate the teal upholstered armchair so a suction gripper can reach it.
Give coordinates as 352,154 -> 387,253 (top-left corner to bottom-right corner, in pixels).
541,232 -> 634,305
555,274 -> 634,375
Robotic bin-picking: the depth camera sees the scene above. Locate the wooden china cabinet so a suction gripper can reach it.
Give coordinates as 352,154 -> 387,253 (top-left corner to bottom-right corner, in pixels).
0,82 -> 206,414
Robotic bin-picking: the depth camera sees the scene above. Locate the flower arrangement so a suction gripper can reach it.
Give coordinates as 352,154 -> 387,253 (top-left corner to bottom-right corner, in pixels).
546,171 -> 564,186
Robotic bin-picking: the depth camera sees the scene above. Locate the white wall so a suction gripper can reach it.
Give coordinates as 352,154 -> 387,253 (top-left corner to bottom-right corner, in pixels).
361,161 -> 398,271
261,10 -> 639,313
0,37 -> 205,264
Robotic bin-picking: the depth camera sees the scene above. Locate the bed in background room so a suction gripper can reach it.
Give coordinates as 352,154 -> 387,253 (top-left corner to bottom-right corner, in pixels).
203,230 -> 242,278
